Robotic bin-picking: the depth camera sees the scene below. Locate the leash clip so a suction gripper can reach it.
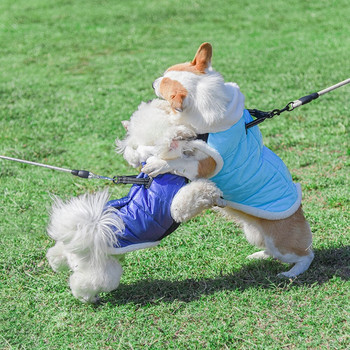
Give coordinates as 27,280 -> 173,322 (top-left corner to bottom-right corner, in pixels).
246,102 -> 294,131
113,175 -> 153,189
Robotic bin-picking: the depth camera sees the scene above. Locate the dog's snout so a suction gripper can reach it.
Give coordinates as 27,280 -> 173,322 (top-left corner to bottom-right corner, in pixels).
152,77 -> 162,98
152,79 -> 158,90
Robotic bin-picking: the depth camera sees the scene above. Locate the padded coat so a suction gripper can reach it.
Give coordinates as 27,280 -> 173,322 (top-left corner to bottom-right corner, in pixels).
208,109 -> 302,220
106,172 -> 186,252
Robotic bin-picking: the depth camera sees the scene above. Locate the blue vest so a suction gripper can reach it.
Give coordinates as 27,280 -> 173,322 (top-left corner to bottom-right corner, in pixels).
106,172 -> 187,252
208,110 -> 301,219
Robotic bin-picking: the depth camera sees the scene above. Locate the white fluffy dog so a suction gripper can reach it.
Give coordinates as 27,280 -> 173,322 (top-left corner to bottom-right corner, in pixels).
46,98 -> 223,303
46,191 -> 124,303
143,42 -> 314,278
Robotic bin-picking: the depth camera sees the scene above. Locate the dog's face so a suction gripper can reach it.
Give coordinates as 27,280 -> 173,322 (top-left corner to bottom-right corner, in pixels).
116,99 -> 197,167
153,42 -> 213,112
152,43 -> 232,133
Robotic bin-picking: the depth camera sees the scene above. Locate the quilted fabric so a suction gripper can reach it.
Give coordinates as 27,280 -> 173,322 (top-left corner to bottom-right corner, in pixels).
208,109 -> 302,219
106,172 -> 186,249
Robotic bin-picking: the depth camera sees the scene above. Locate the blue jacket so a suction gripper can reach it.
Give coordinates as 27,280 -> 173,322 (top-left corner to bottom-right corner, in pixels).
208,110 -> 302,220
106,172 -> 187,252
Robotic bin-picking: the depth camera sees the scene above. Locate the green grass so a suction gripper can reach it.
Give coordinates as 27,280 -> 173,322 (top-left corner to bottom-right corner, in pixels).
0,0 -> 349,348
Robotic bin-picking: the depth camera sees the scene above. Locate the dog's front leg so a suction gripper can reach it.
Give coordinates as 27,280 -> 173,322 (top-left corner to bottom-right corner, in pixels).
142,155 -> 215,180
142,156 -> 199,180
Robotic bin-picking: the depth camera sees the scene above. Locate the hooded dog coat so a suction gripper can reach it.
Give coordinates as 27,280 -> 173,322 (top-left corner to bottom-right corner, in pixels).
106,172 -> 186,253
208,106 -> 302,220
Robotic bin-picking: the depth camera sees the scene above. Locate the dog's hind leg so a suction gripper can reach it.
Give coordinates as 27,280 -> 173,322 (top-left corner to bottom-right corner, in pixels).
277,252 -> 314,278
222,206 -> 313,278
258,206 -> 314,278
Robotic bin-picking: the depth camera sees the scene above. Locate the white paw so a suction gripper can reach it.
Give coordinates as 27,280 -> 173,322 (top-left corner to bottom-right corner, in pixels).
170,206 -> 193,223
215,198 -> 227,207
141,156 -> 170,177
247,251 -> 270,260
277,271 -> 297,279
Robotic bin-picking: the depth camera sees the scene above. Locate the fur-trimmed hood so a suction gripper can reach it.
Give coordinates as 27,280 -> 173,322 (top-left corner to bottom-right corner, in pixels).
156,70 -> 245,134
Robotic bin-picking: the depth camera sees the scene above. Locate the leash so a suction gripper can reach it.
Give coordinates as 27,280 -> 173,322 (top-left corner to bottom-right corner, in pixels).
2,78 -> 348,184
0,155 -> 153,188
246,78 -> 350,130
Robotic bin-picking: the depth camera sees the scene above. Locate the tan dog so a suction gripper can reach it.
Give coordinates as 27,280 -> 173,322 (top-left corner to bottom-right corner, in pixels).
142,43 -> 314,278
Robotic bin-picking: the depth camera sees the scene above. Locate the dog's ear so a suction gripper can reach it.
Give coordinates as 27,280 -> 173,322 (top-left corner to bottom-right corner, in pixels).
191,42 -> 212,73
160,77 -> 188,112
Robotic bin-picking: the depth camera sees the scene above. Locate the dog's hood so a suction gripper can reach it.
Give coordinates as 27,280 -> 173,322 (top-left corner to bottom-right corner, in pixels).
158,69 -> 245,134
178,81 -> 245,134
216,82 -> 245,132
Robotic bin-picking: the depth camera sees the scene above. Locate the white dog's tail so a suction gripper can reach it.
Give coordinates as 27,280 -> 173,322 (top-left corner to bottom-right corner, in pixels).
47,190 -> 124,266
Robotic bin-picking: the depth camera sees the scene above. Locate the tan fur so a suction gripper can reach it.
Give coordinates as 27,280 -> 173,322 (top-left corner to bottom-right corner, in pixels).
167,63 -> 204,75
159,77 -> 188,111
222,206 -> 312,257
167,42 -> 212,74
191,42 -> 212,72
198,156 -> 216,178
151,42 -> 314,277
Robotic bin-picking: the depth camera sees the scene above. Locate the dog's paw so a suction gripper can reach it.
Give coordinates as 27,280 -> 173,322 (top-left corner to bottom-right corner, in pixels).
277,271 -> 297,279
170,205 -> 193,223
172,125 -> 197,141
141,156 -> 170,177
247,250 -> 271,260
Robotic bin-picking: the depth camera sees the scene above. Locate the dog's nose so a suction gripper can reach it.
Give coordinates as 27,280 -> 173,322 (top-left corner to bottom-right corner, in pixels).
152,78 -> 162,97
152,78 -> 160,90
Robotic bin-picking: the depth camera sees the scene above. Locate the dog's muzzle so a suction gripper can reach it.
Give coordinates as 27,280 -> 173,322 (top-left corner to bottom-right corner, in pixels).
152,77 -> 162,98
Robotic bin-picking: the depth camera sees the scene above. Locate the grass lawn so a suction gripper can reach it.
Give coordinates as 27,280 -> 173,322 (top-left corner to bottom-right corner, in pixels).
0,0 -> 349,348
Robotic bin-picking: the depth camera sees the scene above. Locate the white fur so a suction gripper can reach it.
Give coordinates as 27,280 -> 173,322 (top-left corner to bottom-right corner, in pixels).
47,99 -> 225,303
246,248 -> 314,278
154,71 -> 245,133
163,71 -> 230,130
116,99 -> 197,167
262,236 -> 314,278
142,139 -> 224,180
171,179 -> 223,222
47,191 -> 124,303
254,236 -> 314,279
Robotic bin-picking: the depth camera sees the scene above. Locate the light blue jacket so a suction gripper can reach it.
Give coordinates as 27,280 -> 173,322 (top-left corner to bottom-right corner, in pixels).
208,110 -> 301,219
